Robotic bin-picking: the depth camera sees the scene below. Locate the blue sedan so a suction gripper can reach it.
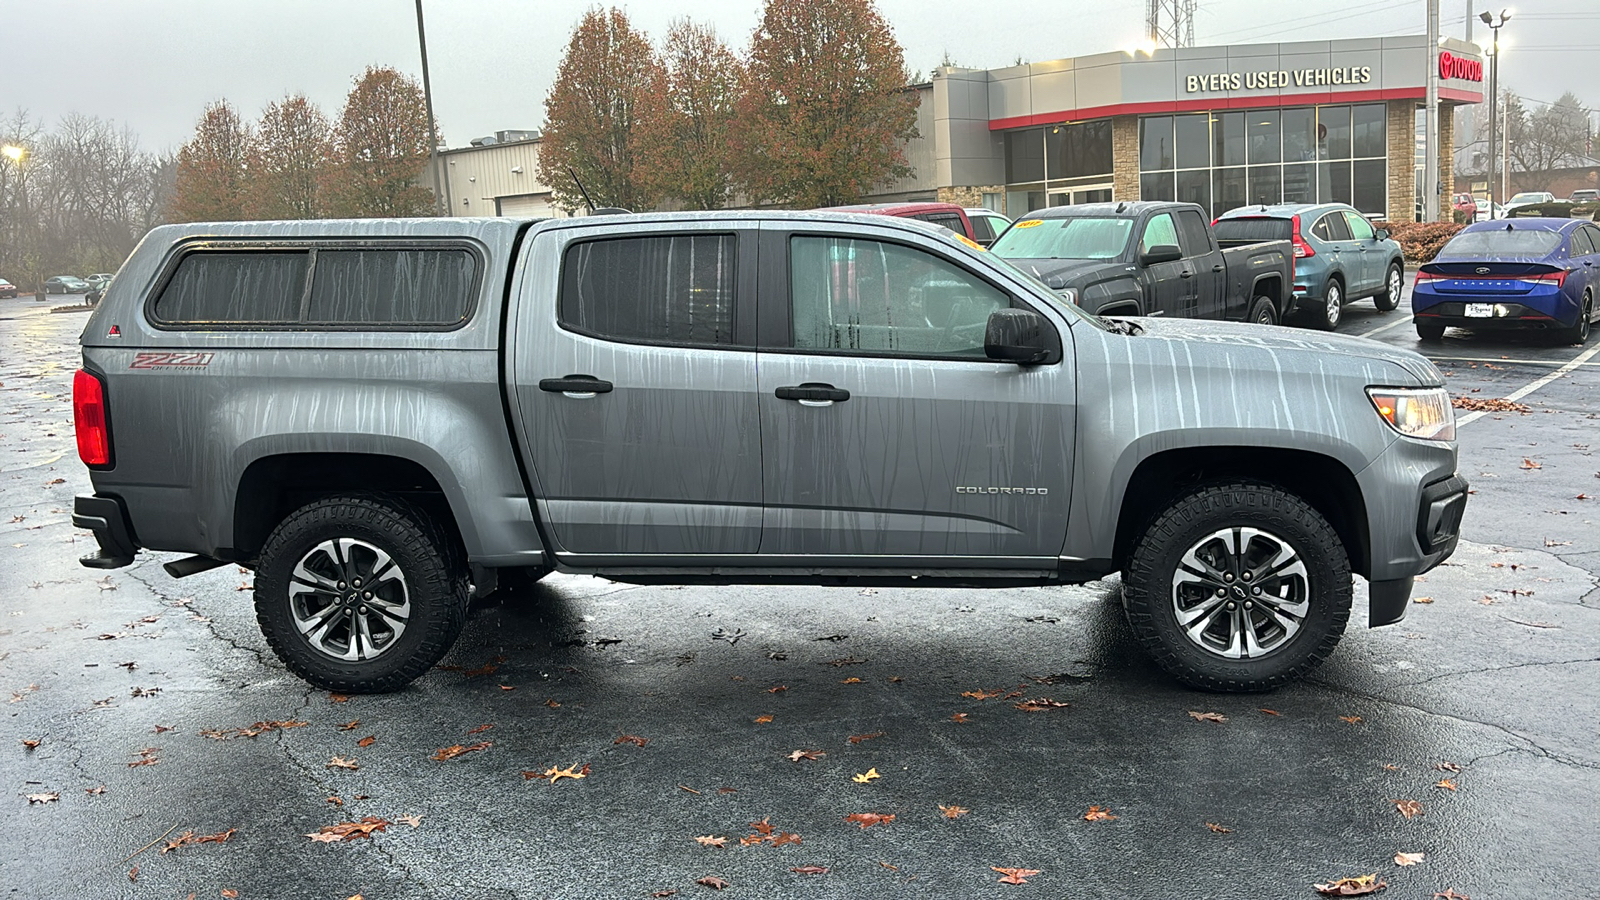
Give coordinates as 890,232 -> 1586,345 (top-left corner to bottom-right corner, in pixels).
1413,218 -> 1600,344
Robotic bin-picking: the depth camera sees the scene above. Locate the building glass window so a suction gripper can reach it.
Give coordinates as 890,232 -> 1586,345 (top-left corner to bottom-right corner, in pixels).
1140,116 -> 1174,171
1174,114 -> 1210,169
1176,170 -> 1211,213
1215,167 -> 1247,216
1352,104 -> 1386,158
1247,166 -> 1281,207
1319,106 -> 1351,160
1048,120 -> 1113,180
1140,171 -> 1175,202
1215,112 -> 1246,167
1005,129 -> 1045,184
1248,111 -> 1281,164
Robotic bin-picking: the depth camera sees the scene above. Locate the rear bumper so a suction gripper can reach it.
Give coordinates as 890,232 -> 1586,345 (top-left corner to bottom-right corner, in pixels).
72,493 -> 139,569
1414,300 -> 1567,330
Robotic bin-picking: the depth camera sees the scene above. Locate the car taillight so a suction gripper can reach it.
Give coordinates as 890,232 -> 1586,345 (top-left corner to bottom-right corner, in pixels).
73,368 -> 111,467
1519,271 -> 1567,287
1290,214 -> 1315,258
1414,270 -> 1442,285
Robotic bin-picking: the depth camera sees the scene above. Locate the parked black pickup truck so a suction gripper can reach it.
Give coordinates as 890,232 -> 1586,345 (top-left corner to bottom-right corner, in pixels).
989,201 -> 1294,324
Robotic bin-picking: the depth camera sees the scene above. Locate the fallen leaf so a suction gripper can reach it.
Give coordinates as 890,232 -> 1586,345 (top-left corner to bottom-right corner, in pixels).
844,812 -> 894,829
749,817 -> 775,835
305,817 -> 388,843
962,689 -> 1002,700
1083,805 -> 1117,821
1188,711 -> 1227,723
338,720 -> 360,731
463,663 -> 498,678
848,732 -> 885,744
717,786 -> 737,794
466,723 -> 494,735
499,685 -> 515,691
1432,891 -> 1470,899
326,756 -> 359,770
696,876 -> 729,890
1393,799 -> 1423,819
85,786 -> 106,795
1433,761 -> 1462,773
852,767 -> 881,783
840,677 -> 863,684
1313,874 -> 1387,895
430,741 -> 492,761
753,715 -> 773,724
1205,822 -> 1232,833
950,712 -> 971,723
993,867 -> 1042,885
128,866 -> 138,882
738,834 -> 764,846
615,734 -> 649,747
21,738 -> 40,749
1014,697 -> 1069,712
327,796 -> 344,806
939,804 -> 970,819
544,698 -> 561,708
649,891 -> 678,898
161,828 -> 238,853
356,736 -> 376,748
547,763 -> 589,783
1259,708 -> 1281,716
1435,779 -> 1458,791
790,866 -> 829,875
678,784 -> 701,794
329,693 -> 350,703
1394,851 -> 1425,866
1339,715 -> 1363,724
823,656 -> 867,667
128,747 -> 160,767
201,720 -> 309,740
394,814 -> 422,827
1520,458 -> 1542,470
1413,596 -> 1435,604
770,831 -> 801,846
695,835 -> 727,848
221,891 -> 238,899
26,792 -> 59,804
152,724 -> 174,733
787,749 -> 824,762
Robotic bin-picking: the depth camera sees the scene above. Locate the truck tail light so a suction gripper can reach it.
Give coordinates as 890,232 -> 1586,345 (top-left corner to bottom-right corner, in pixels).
1290,215 -> 1315,259
73,368 -> 112,467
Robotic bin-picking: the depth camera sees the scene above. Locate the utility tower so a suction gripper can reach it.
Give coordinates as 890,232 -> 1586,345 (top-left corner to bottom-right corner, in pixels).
1147,0 -> 1197,48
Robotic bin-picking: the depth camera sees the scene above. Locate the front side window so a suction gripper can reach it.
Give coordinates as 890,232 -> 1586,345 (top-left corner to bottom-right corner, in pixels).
789,236 -> 1008,358
1343,211 -> 1375,241
1140,213 -> 1180,254
559,235 -> 737,346
154,251 -> 307,324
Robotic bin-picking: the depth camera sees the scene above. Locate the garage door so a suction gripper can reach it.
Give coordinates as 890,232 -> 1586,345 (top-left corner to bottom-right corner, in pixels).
496,193 -> 554,217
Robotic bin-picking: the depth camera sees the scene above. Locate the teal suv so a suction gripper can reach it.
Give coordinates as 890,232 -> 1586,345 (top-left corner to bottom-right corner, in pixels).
1214,203 -> 1406,330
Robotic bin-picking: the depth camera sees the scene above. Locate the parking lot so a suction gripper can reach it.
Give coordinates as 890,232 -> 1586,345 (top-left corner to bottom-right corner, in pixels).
2,288 -> 1596,899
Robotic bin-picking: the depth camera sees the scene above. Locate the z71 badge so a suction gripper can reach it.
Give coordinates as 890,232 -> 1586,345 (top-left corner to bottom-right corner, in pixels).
130,352 -> 215,369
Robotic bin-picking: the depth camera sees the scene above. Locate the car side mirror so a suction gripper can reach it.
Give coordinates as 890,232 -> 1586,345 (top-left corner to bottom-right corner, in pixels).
1139,244 -> 1182,266
1373,228 -> 1390,241
984,308 -> 1050,365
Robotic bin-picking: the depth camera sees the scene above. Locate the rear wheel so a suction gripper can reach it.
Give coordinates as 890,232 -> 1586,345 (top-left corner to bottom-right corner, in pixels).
1310,278 -> 1343,330
1373,263 -> 1403,312
254,494 -> 468,693
1556,289 -> 1593,345
1416,322 -> 1446,342
1249,296 -> 1278,326
1121,482 -> 1352,692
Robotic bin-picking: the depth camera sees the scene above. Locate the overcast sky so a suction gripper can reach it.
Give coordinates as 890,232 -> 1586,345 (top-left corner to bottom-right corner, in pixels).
4,0 -> 1595,152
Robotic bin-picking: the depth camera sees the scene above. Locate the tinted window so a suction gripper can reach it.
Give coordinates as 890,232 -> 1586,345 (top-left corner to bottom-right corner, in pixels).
1005,129 -> 1045,183
1437,229 -> 1565,258
1248,111 -> 1281,164
789,236 -> 1008,358
154,251 -> 307,324
1176,210 -> 1213,257
1141,171 -> 1176,203
1343,211 -> 1375,241
560,235 -> 737,346
1140,117 -> 1174,171
1140,213 -> 1180,254
1577,226 -> 1600,255
1313,212 -> 1352,241
1174,114 -> 1210,169
1352,104 -> 1386,158
307,249 -> 475,325
1213,217 -> 1293,243
968,216 -> 996,243
990,217 -> 1133,260
918,213 -> 965,235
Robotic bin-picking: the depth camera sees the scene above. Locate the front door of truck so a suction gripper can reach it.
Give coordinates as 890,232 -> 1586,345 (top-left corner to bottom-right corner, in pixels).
1137,212 -> 1187,316
754,223 -> 1074,563
507,222 -> 764,558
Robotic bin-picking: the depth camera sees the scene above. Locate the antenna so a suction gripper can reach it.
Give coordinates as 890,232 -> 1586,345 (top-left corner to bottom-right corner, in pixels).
567,167 -> 597,213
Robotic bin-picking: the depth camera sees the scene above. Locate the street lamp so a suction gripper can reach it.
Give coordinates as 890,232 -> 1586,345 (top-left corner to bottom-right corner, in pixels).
1480,9 -> 1510,219
2,145 -> 23,162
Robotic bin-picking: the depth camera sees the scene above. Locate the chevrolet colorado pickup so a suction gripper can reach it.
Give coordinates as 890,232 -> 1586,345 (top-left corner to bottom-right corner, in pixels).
72,212 -> 1467,694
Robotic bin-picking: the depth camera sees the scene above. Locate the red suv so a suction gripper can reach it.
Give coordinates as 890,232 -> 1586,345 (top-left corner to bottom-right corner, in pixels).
820,202 -> 983,245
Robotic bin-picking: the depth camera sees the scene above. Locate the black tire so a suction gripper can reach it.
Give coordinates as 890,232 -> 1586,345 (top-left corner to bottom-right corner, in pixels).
1249,296 -> 1278,326
1309,277 -> 1343,330
254,494 -> 468,694
1373,263 -> 1403,312
1556,289 -> 1593,345
1121,482 -> 1352,692
1416,322 -> 1446,342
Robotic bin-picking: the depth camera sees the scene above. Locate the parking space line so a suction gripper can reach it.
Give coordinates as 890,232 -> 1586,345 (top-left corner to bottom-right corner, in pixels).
1457,343 -> 1600,428
1357,315 -> 1413,339
1430,355 -> 1600,368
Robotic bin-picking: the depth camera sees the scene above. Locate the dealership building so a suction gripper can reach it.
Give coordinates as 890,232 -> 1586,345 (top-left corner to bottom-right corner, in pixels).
441,34 -> 1484,224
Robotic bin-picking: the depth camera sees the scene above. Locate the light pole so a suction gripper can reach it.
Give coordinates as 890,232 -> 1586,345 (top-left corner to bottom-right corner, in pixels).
414,0 -> 450,216
1480,9 -> 1509,219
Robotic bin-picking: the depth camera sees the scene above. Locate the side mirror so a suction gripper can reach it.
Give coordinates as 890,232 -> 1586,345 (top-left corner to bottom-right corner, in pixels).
984,308 -> 1050,364
1373,228 -> 1390,241
1139,244 -> 1182,266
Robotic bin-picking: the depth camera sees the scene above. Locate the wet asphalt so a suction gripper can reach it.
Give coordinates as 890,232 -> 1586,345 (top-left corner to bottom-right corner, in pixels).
2,290 -> 1597,900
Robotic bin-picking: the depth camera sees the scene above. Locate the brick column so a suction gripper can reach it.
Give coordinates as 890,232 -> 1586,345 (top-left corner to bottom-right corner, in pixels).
1112,116 -> 1140,202
1386,100 -> 1416,223
937,185 -> 1004,208
1437,105 -> 1456,222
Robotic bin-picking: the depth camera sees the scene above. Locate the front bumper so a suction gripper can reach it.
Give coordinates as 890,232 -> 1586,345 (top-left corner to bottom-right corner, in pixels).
73,493 -> 138,569
1365,472 -> 1470,626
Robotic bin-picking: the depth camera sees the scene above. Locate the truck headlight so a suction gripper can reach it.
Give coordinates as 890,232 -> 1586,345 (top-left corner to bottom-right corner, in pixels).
1366,387 -> 1455,441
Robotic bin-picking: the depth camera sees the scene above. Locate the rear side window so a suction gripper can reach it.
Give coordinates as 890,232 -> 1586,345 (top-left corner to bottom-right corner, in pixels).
1212,217 -> 1292,243
153,251 -> 307,324
917,213 -> 966,235
307,249 -> 475,325
559,235 -> 737,346
152,245 -> 478,329
1176,209 -> 1213,257
1570,227 -> 1596,256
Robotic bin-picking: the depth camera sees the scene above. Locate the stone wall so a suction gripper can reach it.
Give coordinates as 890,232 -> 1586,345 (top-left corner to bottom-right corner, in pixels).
1112,116 -> 1140,202
1437,105 -> 1455,222
937,185 -> 1005,210
1386,100 -> 1417,222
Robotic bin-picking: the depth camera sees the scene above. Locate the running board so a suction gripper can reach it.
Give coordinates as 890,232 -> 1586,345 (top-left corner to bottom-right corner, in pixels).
162,555 -> 229,579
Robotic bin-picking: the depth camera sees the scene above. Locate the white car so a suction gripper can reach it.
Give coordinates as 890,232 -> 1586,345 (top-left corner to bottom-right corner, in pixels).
963,208 -> 1013,248
1473,201 -> 1506,222
1505,191 -> 1555,211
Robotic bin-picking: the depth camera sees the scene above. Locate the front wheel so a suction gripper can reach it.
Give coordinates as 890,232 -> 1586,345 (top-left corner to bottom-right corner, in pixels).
1121,482 -> 1352,692
1373,263 -> 1403,312
1249,296 -> 1278,326
254,494 -> 468,693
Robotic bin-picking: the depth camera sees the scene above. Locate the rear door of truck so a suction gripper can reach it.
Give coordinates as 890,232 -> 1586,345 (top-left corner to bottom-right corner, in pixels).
505,220 -> 764,560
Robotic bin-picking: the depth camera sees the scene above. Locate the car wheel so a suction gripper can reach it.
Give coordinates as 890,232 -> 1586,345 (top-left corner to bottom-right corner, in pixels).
1249,296 -> 1278,326
1311,278 -> 1343,330
1416,322 -> 1446,342
1373,263 -> 1403,312
1557,290 -> 1593,345
1121,482 -> 1352,692
254,494 -> 468,694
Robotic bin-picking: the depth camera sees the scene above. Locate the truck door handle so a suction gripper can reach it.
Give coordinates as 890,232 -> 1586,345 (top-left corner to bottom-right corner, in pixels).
539,375 -> 613,397
1212,264 -> 1224,272
1179,270 -> 1193,278
776,383 -> 850,406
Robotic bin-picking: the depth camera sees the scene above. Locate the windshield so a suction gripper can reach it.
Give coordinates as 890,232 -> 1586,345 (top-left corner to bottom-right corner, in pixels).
1438,229 -> 1564,258
989,216 -> 1134,260
1509,193 -> 1547,203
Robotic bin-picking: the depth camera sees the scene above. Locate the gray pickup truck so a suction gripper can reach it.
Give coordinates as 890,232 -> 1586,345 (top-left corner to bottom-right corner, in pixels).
989,201 -> 1294,325
71,212 -> 1468,694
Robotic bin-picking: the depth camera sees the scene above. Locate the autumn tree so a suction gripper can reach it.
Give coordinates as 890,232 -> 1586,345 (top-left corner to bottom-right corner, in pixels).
635,19 -> 744,210
736,0 -> 920,207
170,100 -> 250,222
537,8 -> 664,211
329,66 -> 436,218
246,94 -> 333,219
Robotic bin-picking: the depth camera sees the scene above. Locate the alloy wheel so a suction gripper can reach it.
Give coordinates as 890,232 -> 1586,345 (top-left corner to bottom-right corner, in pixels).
1170,526 -> 1309,659
1387,268 -> 1403,305
1325,282 -> 1343,328
287,538 -> 411,661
